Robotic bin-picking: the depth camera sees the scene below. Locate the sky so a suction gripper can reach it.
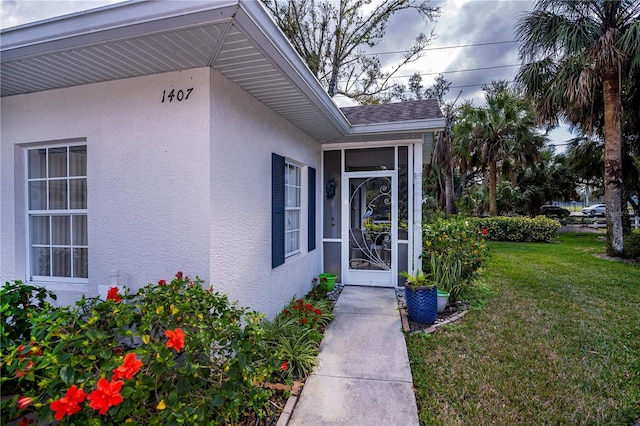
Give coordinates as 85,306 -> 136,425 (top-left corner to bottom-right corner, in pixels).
0,0 -> 574,150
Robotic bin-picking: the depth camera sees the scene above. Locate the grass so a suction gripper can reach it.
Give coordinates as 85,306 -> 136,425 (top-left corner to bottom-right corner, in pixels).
406,233 -> 640,425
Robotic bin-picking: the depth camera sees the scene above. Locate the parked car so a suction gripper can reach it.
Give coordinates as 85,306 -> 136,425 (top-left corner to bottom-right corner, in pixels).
540,205 -> 571,219
582,203 -> 606,216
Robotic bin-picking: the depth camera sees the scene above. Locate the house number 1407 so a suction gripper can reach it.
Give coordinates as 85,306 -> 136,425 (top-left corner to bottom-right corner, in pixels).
161,88 -> 193,103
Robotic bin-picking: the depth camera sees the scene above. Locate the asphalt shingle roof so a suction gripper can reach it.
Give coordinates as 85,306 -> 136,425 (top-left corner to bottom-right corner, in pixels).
340,99 -> 443,125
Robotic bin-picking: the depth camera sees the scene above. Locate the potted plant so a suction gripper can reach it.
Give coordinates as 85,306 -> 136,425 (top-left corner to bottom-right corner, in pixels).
318,273 -> 337,291
400,270 -> 438,324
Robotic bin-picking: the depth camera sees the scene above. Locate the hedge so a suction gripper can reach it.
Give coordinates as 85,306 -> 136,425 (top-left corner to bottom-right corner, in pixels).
469,216 -> 560,242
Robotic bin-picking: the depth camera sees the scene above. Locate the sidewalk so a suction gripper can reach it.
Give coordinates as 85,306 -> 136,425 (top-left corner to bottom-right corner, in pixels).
287,286 -> 419,426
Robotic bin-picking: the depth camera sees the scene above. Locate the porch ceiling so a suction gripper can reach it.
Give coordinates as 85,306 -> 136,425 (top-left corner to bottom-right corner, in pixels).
0,0 -> 349,142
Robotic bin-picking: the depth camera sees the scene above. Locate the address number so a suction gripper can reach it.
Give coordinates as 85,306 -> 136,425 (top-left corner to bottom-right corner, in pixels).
161,88 -> 193,103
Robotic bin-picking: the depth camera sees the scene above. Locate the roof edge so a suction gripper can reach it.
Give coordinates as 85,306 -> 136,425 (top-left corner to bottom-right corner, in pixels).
1,0 -> 239,59
235,0 -> 350,136
348,118 -> 446,135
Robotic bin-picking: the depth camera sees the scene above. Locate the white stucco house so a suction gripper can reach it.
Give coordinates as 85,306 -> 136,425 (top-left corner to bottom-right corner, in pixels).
0,0 -> 444,318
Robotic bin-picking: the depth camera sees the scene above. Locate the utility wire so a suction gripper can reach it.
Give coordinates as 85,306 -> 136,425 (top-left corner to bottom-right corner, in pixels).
337,64 -> 520,83
365,40 -> 517,56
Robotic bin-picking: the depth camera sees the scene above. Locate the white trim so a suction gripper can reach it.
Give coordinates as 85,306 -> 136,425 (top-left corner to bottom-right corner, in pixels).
322,139 -> 423,151
413,142 -> 423,274
25,143 -> 88,282
341,170 -> 396,287
348,119 -> 446,135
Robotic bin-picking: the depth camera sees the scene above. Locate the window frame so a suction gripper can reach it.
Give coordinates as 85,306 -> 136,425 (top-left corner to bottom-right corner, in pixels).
284,160 -> 302,258
26,143 -> 88,283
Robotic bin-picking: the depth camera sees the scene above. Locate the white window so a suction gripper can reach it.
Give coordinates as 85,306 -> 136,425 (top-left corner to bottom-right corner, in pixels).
27,145 -> 88,280
285,161 -> 301,257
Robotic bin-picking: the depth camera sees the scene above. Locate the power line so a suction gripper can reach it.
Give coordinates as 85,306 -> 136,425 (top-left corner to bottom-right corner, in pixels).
365,40 -> 517,56
395,63 -> 520,79
338,64 -> 520,83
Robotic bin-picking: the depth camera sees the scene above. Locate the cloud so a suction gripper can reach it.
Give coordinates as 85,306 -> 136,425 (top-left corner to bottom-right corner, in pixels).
1,0 -> 123,29
373,0 -> 534,104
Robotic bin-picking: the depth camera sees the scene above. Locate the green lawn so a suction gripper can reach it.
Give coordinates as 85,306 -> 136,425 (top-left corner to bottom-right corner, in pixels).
407,233 -> 640,425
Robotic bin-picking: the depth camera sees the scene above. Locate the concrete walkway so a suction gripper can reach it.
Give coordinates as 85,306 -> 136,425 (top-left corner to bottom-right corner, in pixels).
288,286 -> 419,426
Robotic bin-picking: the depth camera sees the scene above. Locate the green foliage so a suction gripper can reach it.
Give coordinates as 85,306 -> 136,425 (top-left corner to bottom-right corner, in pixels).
623,228 -> 640,259
264,296 -> 335,382
422,218 -> 489,280
399,270 -> 435,289
427,253 -> 465,301
1,281 -> 56,349
1,274 -> 274,425
469,216 -> 560,242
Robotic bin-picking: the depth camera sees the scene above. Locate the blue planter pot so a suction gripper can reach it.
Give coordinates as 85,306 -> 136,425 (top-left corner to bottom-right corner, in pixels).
405,286 -> 438,324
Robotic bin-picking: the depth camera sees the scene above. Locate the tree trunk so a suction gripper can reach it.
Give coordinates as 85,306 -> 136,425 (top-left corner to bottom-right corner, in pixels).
443,133 -> 455,214
488,160 -> 497,216
602,70 -> 624,255
445,167 -> 455,214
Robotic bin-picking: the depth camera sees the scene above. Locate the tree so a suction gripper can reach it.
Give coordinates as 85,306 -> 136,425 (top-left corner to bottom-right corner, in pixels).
515,0 -> 640,255
262,0 -> 439,102
453,83 -> 544,216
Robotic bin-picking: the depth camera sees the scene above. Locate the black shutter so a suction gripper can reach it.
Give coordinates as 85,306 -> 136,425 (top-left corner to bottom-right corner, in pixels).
272,153 -> 285,268
308,167 -> 316,251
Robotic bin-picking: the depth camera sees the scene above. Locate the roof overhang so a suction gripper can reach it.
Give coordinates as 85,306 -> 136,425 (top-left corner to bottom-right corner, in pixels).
1,0 -> 443,143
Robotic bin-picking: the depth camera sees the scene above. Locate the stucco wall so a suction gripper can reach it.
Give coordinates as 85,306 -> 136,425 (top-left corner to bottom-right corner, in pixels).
1,68 -> 211,305
209,70 -> 322,319
1,67 -> 323,317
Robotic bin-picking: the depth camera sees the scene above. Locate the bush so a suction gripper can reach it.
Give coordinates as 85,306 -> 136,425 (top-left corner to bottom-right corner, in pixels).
1,281 -> 56,349
623,228 -> 640,259
469,216 -> 560,242
263,296 -> 334,381
422,218 -> 489,280
1,273 -> 275,425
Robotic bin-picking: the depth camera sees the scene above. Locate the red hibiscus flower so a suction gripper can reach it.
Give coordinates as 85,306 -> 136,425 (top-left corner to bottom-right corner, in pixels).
17,396 -> 34,410
15,360 -> 34,378
87,378 -> 124,415
106,287 -> 121,303
50,385 -> 86,421
175,271 -> 183,280
112,353 -> 143,381
280,361 -> 289,371
481,228 -> 488,235
164,328 -> 185,352
17,342 -> 42,358
158,279 -> 166,286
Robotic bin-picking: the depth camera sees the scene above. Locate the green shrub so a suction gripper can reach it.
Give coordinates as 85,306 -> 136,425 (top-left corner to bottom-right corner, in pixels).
422,218 -> 489,279
469,216 -> 560,242
264,296 -> 334,382
427,253 -> 467,302
623,228 -> 640,259
1,281 -> 56,349
1,273 -> 274,425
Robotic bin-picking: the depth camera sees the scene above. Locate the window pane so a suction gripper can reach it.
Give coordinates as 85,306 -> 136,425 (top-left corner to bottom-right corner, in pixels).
70,179 -> 87,209
49,180 -> 68,210
29,181 -> 47,210
32,247 -> 50,276
31,216 -> 50,245
69,146 -> 87,177
73,215 -> 88,245
52,216 -> 70,245
345,147 -> 395,171
52,248 -> 71,277
48,147 -> 67,178
28,149 -> 47,179
73,248 -> 88,278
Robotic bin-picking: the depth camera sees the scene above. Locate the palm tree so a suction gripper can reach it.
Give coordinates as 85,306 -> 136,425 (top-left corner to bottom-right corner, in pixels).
515,0 -> 640,255
453,84 -> 543,216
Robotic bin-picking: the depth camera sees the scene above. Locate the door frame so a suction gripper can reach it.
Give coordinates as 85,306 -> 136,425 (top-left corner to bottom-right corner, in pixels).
341,170 -> 397,287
